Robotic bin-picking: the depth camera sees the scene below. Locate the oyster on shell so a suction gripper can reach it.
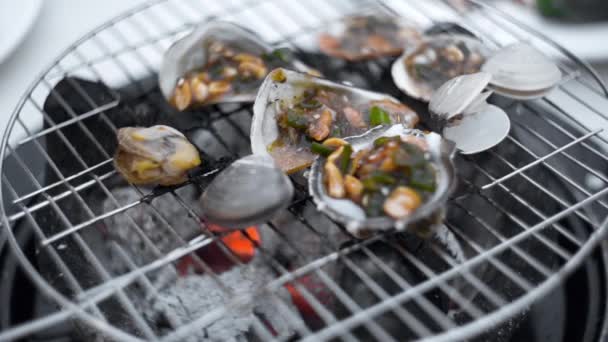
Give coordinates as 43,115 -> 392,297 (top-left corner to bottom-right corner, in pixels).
481,43 -> 562,100
429,72 -> 511,154
392,33 -> 490,102
114,125 -> 201,185
309,124 -> 456,238
318,14 -> 422,61
251,68 -> 419,174
159,21 -> 314,111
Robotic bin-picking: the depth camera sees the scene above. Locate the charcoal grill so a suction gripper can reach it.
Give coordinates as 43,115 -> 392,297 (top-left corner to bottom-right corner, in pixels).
1,0 -> 608,341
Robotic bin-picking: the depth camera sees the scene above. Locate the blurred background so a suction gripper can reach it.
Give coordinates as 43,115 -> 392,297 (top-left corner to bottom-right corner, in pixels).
0,0 -> 607,138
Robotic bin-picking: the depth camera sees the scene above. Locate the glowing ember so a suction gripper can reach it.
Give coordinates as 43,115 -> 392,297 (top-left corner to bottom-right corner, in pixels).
209,223 -> 260,261
177,224 -> 260,275
285,274 -> 333,324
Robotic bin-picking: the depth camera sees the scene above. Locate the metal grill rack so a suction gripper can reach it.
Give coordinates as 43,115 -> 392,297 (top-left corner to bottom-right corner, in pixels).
1,0 -> 608,341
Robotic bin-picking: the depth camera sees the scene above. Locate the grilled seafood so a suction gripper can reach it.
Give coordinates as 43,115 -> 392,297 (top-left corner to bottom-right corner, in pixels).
319,14 -> 421,61
159,21 -> 314,111
251,68 -> 419,174
114,125 -> 201,185
392,34 -> 489,102
309,125 -> 456,238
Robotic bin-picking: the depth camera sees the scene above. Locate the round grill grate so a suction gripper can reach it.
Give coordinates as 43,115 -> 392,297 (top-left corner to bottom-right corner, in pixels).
1,0 -> 608,341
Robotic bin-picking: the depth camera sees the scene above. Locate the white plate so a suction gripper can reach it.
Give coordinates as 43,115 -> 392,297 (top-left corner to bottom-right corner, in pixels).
0,0 -> 43,64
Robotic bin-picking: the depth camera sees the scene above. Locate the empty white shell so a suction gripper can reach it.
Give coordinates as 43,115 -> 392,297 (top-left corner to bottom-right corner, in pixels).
159,21 -> 312,105
308,125 -> 456,238
429,72 -> 511,154
481,43 -> 562,100
251,68 -> 418,173
392,34 -> 489,102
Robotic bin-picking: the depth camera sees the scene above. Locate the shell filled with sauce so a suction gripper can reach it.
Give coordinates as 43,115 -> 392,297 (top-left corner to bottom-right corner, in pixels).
318,14 -> 422,61
251,68 -> 419,174
159,21 -> 314,111
309,125 -> 456,238
392,34 -> 489,102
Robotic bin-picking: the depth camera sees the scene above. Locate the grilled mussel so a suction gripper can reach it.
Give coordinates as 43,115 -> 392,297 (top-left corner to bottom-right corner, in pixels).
318,14 -> 421,61
392,34 -> 489,102
309,125 -> 456,238
159,21 -> 313,111
114,125 -> 201,185
251,68 -> 419,174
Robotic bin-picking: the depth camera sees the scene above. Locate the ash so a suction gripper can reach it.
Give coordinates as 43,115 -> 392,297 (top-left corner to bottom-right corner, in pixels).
102,185 -> 204,266
151,258 -> 300,341
101,185 -> 302,340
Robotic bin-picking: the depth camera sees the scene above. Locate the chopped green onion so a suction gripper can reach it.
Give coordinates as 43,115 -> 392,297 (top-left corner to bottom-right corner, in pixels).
410,166 -> 436,192
362,171 -> 396,191
263,48 -> 292,63
373,136 -> 398,148
311,142 -> 335,157
209,64 -> 225,78
286,111 -> 308,130
369,106 -> 392,126
373,137 -> 390,147
274,48 -> 292,62
331,126 -> 342,137
371,171 -> 396,185
339,145 -> 353,174
362,178 -> 378,191
363,192 -> 385,217
403,143 -> 426,166
414,64 -> 426,79
393,142 -> 426,167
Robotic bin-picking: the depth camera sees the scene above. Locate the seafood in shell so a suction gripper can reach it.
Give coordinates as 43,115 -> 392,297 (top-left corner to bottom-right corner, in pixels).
114,125 -> 201,185
309,124 -> 456,238
251,68 -> 419,174
392,33 -> 490,102
318,14 -> 422,61
200,154 -> 294,228
159,21 -> 314,111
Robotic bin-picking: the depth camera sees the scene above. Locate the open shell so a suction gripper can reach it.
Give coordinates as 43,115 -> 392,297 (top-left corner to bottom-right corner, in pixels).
159,21 -> 313,110
309,125 -> 456,238
429,72 -> 511,154
251,68 -> 419,174
481,43 -> 562,100
392,33 -> 490,102
318,14 -> 422,61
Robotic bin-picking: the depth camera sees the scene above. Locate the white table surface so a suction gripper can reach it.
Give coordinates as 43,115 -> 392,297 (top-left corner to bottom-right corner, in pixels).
0,0 -> 149,141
